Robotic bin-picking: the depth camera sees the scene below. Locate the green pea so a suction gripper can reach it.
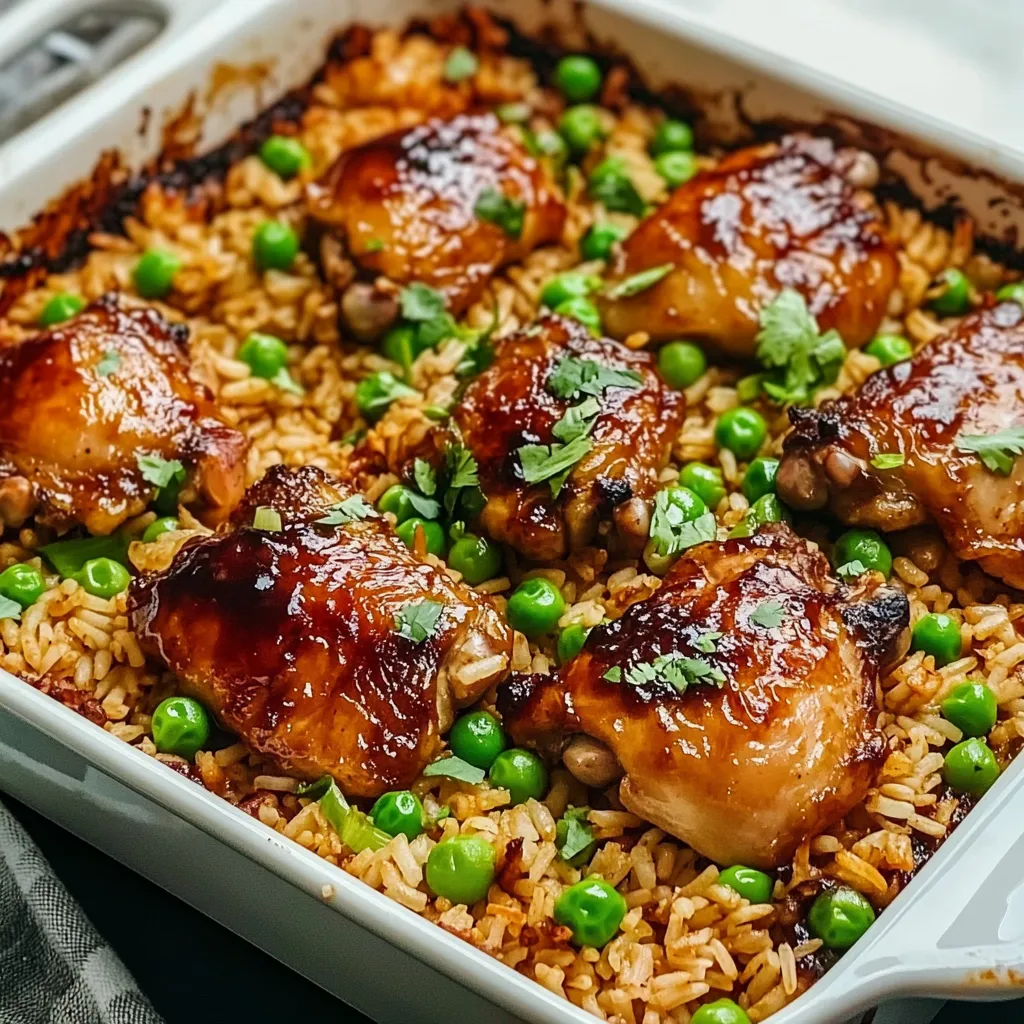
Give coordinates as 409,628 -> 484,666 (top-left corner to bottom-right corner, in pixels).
580,222 -> 627,262
691,999 -> 751,1024
661,485 -> 707,523
132,249 -> 181,299
540,272 -> 600,309
736,374 -> 764,404
679,463 -> 726,511
426,835 -> 496,905
381,324 -> 419,373
941,681 -> 998,738
152,695 -> 211,759
658,341 -> 707,389
717,865 -> 773,904
943,737 -> 999,794
741,457 -> 780,504
996,282 -> 1024,305
650,119 -> 694,157
370,790 -> 424,841
449,710 -> 507,770
554,55 -> 602,102
911,612 -> 962,667
554,878 -> 626,948
143,517 -> 179,543
238,332 -> 289,379
865,334 -> 913,367
715,407 -> 767,460
930,267 -> 971,316
0,564 -> 45,608
655,151 -> 698,189
746,493 -> 787,530
507,577 -> 565,637
833,528 -> 892,579
448,533 -> 502,585
73,558 -> 130,599
395,518 -> 446,557
533,129 -> 569,166
376,484 -> 420,524
558,105 -> 605,155
557,623 -> 592,664
488,748 -> 548,805
808,886 -> 875,949
252,220 -> 300,272
554,297 -> 602,335
38,293 -> 84,327
258,134 -> 311,179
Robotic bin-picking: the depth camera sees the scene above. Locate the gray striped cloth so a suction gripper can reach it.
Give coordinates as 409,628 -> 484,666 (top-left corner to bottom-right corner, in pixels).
0,801 -> 162,1024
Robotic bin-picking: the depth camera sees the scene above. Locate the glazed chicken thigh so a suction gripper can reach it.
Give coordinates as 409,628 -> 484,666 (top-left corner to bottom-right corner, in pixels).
306,111 -> 566,335
778,302 -> 1024,588
0,293 -> 247,535
130,465 -> 512,798
499,525 -> 908,868
598,136 -> 897,357
452,314 -> 685,562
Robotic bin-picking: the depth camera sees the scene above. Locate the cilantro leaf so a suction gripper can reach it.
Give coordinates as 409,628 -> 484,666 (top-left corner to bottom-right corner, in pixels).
401,283 -> 447,323
40,533 -> 129,578
955,426 -> 1024,475
557,812 -> 596,865
836,559 -> 868,580
547,357 -> 642,400
589,158 -> 646,216
694,630 -> 723,654
443,46 -> 478,83
609,652 -> 726,694
749,599 -> 785,629
395,599 -> 444,644
648,493 -> 717,559
315,495 -> 377,526
137,454 -> 186,489
755,289 -> 846,406
474,187 -> 525,239
605,263 -> 674,300
518,434 -> 593,496
603,667 -> 622,682
414,458 -> 438,496
447,445 -> 479,491
95,350 -> 120,377
364,238 -> 384,253
871,453 -> 905,470
551,396 -> 600,443
422,755 -> 485,784
355,371 -> 418,421
0,595 -> 22,621
271,368 -> 304,396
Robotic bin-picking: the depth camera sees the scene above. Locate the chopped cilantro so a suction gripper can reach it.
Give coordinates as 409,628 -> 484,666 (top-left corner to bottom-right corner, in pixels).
271,368 -> 304,396
443,444 -> 481,518
414,458 -> 438,497
315,495 -> 377,526
749,599 -> 785,629
589,158 -> 646,216
474,187 -> 525,239
40,533 -> 129,578
606,652 -> 726,694
136,454 -> 186,489
551,395 -> 600,443
557,809 -> 596,864
603,666 -> 622,683
399,282 -> 458,350
547,357 -> 642,400
364,238 -> 384,253
0,595 -> 22,621
518,434 -> 593,496
755,289 -> 846,405
395,599 -> 444,644
648,496 -> 717,559
836,559 -> 868,580
422,754 -> 485,784
252,506 -> 282,531
443,46 -> 478,83
604,263 -> 674,300
95,350 -> 121,377
955,426 -> 1024,475
694,630 -> 723,654
871,453 -> 905,470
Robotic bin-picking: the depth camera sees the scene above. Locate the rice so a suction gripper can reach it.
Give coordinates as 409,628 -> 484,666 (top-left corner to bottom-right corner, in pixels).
3,16 -> 1024,1022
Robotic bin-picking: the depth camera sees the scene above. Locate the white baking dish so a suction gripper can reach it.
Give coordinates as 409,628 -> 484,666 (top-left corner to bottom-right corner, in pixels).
2,1 -> 1024,1022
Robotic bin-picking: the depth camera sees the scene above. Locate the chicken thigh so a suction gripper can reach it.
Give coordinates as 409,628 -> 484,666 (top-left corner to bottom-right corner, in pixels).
306,111 -> 566,335
452,314 -> 686,562
498,525 -> 908,868
598,136 -> 897,357
0,293 -> 247,535
129,465 -> 512,798
778,302 -> 1024,588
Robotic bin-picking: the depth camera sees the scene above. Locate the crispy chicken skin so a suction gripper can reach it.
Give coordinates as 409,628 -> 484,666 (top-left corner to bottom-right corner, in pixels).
598,136 -> 897,357
452,315 -> 686,562
129,465 -> 512,798
0,293 -> 247,535
498,525 -> 909,868
778,302 -> 1024,588
306,111 -> 566,326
